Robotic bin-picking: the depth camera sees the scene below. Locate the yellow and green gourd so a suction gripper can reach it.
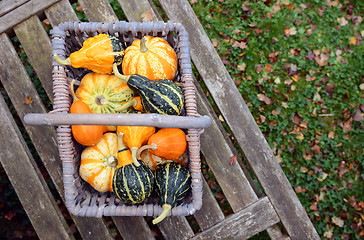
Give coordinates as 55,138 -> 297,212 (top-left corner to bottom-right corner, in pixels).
112,134 -> 155,204
153,162 -> 191,224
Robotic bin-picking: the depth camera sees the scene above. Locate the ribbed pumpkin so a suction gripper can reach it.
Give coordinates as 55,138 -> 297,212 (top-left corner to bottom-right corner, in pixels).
122,36 -> 178,80
112,133 -> 154,204
116,74 -> 184,116
137,128 -> 187,160
69,80 -> 104,146
79,132 -> 122,192
153,162 -> 191,224
54,33 -> 124,74
75,73 -> 134,114
116,126 -> 156,166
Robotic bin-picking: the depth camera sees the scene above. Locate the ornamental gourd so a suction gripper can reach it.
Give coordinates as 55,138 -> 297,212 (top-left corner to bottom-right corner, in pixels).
137,128 -> 187,160
122,36 -> 178,80
116,126 -> 156,166
116,74 -> 184,116
75,73 -> 134,114
140,150 -> 189,171
54,33 -> 124,75
79,132 -> 122,192
69,80 -> 104,146
112,134 -> 154,204
153,162 -> 191,224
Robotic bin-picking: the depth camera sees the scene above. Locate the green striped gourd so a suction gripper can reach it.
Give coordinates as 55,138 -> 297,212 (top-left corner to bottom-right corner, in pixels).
153,162 -> 191,224
112,159 -> 154,204
116,74 -> 184,115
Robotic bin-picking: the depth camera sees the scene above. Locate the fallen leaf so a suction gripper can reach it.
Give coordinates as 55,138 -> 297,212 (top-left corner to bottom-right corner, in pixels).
342,118 -> 353,132
237,62 -> 246,71
295,186 -> 306,193
4,211 -> 15,221
257,93 -> 272,105
255,64 -> 263,73
317,172 -> 328,181
349,36 -> 358,45
229,155 -> 237,165
315,54 -> 329,66
75,3 -> 83,12
265,64 -> 274,72
337,17 -> 348,26
24,96 -> 33,105
141,10 -> 154,21
332,216 -> 344,227
313,87 -> 322,102
289,27 -> 297,35
292,74 -> 301,82
211,39 -> 221,48
312,144 -> 321,154
300,166 -> 308,173
259,115 -> 266,123
190,0 -> 198,4
218,115 -> 225,122
328,131 -> 335,139
43,19 -> 50,25
323,228 -> 334,238
232,29 -> 241,35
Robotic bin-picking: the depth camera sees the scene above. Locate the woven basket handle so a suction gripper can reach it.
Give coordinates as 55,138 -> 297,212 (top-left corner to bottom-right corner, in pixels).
23,113 -> 211,129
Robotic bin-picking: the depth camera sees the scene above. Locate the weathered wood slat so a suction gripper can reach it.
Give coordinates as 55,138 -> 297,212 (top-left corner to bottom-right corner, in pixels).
13,16 -> 54,102
0,0 -> 29,17
0,0 -> 61,34
0,26 -> 114,240
0,90 -> 73,240
44,0 -> 79,27
157,216 -> 195,240
193,177 -> 225,230
157,1 -> 320,239
191,197 -> 280,240
113,217 -> 155,240
78,0 -> 118,22
117,0 -> 159,22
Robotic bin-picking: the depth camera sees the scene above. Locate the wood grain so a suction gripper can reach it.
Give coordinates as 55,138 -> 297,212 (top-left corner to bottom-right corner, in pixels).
0,0 -> 61,34
44,0 -> 79,27
78,0 -> 118,22
157,0 -> 320,239
0,91 -> 73,240
113,217 -> 156,240
157,216 -> 195,240
191,197 -> 280,240
13,16 -> 54,102
0,0 -> 30,17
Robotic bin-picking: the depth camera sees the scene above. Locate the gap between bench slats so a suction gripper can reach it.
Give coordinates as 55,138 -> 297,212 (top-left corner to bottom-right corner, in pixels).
0,29 -> 115,240
157,0 -> 319,239
0,88 -> 73,240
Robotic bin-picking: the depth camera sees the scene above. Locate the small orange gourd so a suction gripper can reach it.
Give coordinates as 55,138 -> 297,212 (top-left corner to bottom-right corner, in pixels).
137,128 -> 187,160
69,80 -> 104,146
122,36 -> 178,80
79,132 -> 123,192
54,33 -> 124,75
116,126 -> 155,166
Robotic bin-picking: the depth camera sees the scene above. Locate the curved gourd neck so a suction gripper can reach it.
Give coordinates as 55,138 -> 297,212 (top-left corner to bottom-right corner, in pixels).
152,204 -> 172,224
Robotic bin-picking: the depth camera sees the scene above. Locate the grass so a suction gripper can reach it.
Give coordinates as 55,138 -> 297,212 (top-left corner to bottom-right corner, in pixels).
0,0 -> 362,239
191,0 -> 363,238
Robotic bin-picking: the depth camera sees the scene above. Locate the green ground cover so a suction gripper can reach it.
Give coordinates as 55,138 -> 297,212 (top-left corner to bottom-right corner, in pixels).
191,0 -> 363,238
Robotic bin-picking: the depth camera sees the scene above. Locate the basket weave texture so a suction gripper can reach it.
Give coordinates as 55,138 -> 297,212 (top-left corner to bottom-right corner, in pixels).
50,21 -> 203,217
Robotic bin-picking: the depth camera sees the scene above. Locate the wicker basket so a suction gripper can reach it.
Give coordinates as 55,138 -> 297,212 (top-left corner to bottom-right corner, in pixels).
50,21 -> 205,218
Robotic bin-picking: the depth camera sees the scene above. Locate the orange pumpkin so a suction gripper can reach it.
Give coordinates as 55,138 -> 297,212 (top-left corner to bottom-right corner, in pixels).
122,36 -> 178,80
79,132 -> 123,192
69,80 -> 104,146
116,126 -> 156,166
137,128 -> 187,160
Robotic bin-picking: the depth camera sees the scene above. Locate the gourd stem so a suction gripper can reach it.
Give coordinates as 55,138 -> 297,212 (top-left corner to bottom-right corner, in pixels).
54,52 -> 71,66
95,95 -> 108,105
114,99 -> 137,112
113,63 -> 129,81
107,156 -> 118,168
140,36 -> 148,53
130,147 -> 141,167
70,80 -> 79,102
136,143 -> 158,160
152,204 -> 172,225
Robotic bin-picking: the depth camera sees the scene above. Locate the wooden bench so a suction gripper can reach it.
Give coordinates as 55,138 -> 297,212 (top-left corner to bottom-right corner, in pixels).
0,0 -> 320,239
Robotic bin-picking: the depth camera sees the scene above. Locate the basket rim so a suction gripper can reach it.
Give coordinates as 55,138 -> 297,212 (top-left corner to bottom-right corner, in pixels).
51,20 -> 203,218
